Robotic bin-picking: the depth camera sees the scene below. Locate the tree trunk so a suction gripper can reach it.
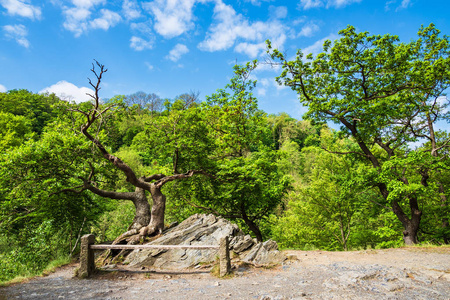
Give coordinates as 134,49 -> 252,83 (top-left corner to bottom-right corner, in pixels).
147,184 -> 166,235
378,184 -> 422,245
403,222 -> 420,245
400,204 -> 422,245
129,187 -> 151,231
241,205 -> 263,242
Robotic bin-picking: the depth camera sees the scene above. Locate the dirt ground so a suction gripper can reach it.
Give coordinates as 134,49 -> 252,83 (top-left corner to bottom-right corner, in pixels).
1,247 -> 449,299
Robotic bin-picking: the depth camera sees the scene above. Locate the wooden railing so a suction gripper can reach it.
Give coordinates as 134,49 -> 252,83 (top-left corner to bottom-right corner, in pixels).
77,234 -> 231,278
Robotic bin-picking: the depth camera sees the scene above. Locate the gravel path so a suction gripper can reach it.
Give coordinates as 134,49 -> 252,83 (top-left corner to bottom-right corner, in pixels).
1,248 -> 449,299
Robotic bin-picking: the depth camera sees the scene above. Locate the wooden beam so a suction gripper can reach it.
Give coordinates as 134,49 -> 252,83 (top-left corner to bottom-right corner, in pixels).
90,244 -> 219,250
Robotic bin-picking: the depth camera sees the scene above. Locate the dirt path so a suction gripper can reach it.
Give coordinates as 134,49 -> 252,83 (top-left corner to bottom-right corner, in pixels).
1,248 -> 449,299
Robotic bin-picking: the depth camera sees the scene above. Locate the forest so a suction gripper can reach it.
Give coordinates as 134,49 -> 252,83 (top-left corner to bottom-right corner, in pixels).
0,24 -> 449,283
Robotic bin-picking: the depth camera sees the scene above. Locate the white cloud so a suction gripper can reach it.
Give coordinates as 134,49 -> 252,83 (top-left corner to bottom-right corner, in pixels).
129,21 -> 153,50
384,0 -> 395,10
298,0 -> 323,10
245,0 -> 270,5
71,0 -> 105,9
166,43 -> 189,62
235,42 -> 266,59
298,0 -> 361,10
437,95 -> 448,113
0,0 -> 41,20
130,21 -> 152,35
385,0 -> 412,11
400,0 -> 411,8
130,36 -> 153,51
298,22 -> 320,37
62,0 -> 122,37
257,87 -> 266,96
145,62 -> 154,70
39,80 -> 94,103
396,0 -> 411,11
3,24 -> 29,48
256,78 -> 271,96
62,6 -> 91,37
0,84 -> 6,92
89,9 -> 121,30
198,1 -> 238,51
254,62 -> 282,73
302,34 -> 338,57
198,0 -> 288,58
269,5 -> 288,19
255,76 -> 288,96
143,0 -> 197,38
328,0 -> 361,8
122,0 -> 141,20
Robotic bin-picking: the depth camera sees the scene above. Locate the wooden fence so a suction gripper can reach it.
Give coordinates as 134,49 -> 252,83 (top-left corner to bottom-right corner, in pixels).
78,234 -> 231,278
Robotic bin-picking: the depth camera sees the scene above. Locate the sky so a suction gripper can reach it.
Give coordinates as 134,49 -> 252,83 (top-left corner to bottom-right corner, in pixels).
0,0 -> 449,120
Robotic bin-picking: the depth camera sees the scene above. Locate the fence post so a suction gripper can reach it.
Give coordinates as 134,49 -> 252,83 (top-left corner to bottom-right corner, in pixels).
78,234 -> 95,278
219,236 -> 231,277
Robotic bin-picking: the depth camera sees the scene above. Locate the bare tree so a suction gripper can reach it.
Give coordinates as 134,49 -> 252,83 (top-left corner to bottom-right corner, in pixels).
175,91 -> 200,109
125,91 -> 163,115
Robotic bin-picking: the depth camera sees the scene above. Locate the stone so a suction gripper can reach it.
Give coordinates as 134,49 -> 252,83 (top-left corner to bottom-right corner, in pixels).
231,235 -> 255,253
123,214 -> 285,270
78,234 -> 95,278
219,236 -> 231,276
242,240 -> 286,266
124,214 -> 240,269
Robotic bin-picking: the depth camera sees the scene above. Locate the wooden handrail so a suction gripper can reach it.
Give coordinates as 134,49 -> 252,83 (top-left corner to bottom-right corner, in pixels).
90,244 -> 219,250
77,234 -> 231,278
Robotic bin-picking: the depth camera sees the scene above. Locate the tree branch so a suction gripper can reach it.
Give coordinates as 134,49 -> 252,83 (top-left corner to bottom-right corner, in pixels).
154,170 -> 213,188
321,147 -> 368,157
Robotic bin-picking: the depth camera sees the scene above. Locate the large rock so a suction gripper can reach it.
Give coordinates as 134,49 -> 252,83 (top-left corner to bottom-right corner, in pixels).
124,214 -> 286,270
241,239 -> 286,265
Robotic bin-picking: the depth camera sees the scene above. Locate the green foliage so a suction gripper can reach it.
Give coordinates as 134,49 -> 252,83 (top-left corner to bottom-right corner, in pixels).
91,201 -> 135,242
271,126 -> 411,250
268,23 -> 450,245
204,61 -> 272,154
0,90 -> 60,136
0,221 -> 70,283
0,111 -> 33,151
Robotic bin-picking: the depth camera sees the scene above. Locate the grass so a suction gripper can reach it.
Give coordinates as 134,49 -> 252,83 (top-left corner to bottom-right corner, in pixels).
42,255 -> 72,276
0,255 -> 72,287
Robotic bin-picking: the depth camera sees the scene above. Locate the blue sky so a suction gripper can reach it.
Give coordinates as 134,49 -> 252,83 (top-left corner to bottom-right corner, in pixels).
0,0 -> 449,119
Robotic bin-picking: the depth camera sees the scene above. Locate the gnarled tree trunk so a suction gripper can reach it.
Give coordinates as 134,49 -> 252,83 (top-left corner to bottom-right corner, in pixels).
129,187 -> 151,231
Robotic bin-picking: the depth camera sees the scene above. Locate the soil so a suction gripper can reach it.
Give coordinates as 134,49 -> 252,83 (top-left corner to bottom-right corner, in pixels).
1,247 -> 449,299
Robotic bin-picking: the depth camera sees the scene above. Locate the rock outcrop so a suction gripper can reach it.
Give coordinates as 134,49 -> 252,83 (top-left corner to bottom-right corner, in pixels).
124,214 -> 285,270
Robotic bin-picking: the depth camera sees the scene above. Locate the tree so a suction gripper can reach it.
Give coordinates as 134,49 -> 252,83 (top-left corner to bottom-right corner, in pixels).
268,24 -> 450,245
124,91 -> 162,115
166,62 -> 289,241
0,90 -> 60,136
272,127 -> 376,251
0,112 -> 32,151
66,61 -> 209,245
0,124 -> 108,262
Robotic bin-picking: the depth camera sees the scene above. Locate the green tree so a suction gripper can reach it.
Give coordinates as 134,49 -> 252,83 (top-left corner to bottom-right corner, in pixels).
0,123 -> 110,282
0,111 -> 32,151
0,90 -> 60,136
65,62 -> 211,246
171,62 -> 289,241
268,24 -> 450,244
